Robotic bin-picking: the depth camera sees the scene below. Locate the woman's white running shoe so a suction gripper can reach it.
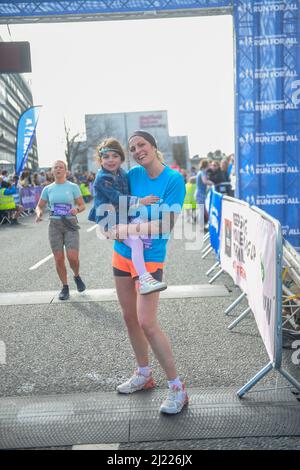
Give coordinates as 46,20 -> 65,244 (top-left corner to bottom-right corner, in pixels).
160,384 -> 189,414
138,273 -> 167,295
117,370 -> 156,394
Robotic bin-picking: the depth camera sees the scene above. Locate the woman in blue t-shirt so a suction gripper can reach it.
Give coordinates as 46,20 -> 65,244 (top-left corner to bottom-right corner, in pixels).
109,130 -> 189,415
35,160 -> 86,301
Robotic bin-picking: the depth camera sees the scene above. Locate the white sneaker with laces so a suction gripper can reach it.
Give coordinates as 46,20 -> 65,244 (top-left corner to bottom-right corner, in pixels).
160,384 -> 189,414
138,273 -> 167,295
117,370 -> 155,394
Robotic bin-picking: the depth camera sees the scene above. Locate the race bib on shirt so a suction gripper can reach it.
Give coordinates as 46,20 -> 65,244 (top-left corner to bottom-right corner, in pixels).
53,203 -> 72,216
142,237 -> 152,250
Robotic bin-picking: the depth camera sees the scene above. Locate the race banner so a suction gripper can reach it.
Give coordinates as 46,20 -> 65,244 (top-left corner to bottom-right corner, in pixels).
208,189 -> 223,260
220,199 -> 277,362
16,106 -> 41,176
0,1 -> 232,19
20,186 -> 42,210
234,0 -> 300,250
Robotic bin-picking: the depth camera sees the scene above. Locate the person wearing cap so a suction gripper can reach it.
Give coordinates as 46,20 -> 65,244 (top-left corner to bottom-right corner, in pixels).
35,160 -> 86,301
108,130 -> 188,415
88,137 -> 167,295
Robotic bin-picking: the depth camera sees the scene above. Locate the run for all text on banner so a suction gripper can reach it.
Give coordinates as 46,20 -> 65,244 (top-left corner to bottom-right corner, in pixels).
234,0 -> 300,250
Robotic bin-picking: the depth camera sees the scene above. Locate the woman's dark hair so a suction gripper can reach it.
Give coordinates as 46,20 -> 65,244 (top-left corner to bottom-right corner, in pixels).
128,130 -> 157,148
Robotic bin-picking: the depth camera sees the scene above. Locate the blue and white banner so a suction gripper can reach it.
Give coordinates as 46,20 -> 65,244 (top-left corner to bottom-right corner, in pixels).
209,189 -> 223,260
234,0 -> 300,250
0,1 -> 232,19
16,106 -> 41,176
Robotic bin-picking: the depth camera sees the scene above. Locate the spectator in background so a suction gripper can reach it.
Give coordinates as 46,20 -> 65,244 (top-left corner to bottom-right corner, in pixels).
66,171 -> 75,183
32,172 -> 41,186
183,175 -> 197,223
170,160 -> 181,172
206,160 -> 223,186
220,158 -> 233,196
18,170 -> 32,188
207,160 -> 232,195
79,180 -> 91,203
190,166 -> 197,177
88,173 -> 95,198
196,159 -> 212,225
0,180 -> 23,224
42,171 -> 54,186
39,171 -> 46,184
180,169 -> 188,184
226,154 -> 234,178
220,158 -> 229,181
1,170 -> 9,182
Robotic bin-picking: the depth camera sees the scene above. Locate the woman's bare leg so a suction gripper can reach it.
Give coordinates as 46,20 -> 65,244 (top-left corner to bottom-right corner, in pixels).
114,276 -> 149,366
53,251 -> 67,285
137,292 -> 177,380
66,249 -> 80,277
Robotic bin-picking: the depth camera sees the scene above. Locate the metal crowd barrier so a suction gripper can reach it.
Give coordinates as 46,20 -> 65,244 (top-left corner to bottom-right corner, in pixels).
204,193 -> 300,397
282,239 -> 300,332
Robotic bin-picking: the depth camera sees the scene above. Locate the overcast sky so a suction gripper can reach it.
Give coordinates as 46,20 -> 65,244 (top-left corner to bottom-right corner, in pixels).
1,14 -> 235,167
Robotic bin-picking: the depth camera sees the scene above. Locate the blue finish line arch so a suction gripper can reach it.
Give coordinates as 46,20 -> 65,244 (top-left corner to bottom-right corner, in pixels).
1,0 -> 299,249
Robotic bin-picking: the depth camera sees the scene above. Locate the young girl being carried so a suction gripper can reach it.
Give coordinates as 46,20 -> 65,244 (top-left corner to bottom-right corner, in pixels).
89,137 -> 167,295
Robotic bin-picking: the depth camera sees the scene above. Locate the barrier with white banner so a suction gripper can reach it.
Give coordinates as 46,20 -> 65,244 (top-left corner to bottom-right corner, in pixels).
220,198 -> 277,364
216,196 -> 300,397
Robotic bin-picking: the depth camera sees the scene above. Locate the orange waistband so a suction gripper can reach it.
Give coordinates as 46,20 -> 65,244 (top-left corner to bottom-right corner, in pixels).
112,250 -> 164,278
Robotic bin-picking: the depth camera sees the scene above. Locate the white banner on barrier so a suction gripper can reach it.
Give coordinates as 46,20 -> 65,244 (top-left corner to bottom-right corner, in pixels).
220,200 -> 277,363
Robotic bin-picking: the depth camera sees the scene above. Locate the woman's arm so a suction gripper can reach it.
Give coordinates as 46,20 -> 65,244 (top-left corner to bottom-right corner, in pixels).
69,196 -> 85,216
35,198 -> 47,222
111,212 -> 178,239
110,172 -> 185,239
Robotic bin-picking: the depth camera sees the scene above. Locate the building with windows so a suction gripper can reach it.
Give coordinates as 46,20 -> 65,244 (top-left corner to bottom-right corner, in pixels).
0,68 -> 38,173
85,110 -> 189,172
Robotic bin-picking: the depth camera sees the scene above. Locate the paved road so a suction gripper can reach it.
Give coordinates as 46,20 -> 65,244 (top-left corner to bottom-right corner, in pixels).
0,208 -> 299,450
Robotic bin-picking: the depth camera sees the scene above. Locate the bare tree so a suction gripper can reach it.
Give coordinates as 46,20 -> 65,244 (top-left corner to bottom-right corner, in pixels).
86,115 -> 121,148
64,118 -> 84,169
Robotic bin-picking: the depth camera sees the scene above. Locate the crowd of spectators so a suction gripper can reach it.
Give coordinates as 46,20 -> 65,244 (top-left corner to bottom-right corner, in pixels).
0,168 -> 96,224
183,153 -> 234,225
0,153 -> 234,226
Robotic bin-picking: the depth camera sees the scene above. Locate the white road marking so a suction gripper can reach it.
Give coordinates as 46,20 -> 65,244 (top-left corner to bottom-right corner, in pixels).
0,285 -> 229,306
72,443 -> 119,450
87,225 -> 97,232
29,254 -> 54,270
0,341 -> 6,365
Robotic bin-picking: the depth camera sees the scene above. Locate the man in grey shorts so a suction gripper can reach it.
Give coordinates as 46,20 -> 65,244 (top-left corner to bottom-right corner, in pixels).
35,160 -> 86,300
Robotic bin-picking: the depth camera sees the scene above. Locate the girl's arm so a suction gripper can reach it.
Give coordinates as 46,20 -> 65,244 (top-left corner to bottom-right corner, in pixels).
97,174 -> 159,208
